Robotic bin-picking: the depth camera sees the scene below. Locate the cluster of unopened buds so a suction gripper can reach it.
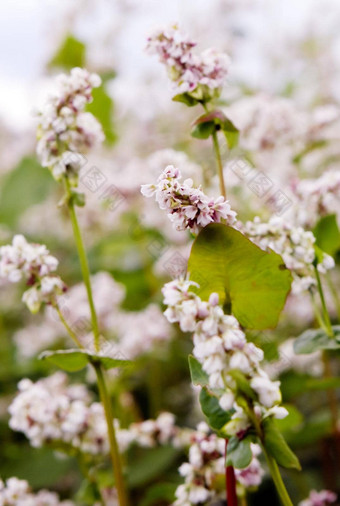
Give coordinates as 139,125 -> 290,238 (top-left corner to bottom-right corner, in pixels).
146,25 -> 230,101
36,67 -> 104,183
241,216 -> 334,294
0,235 -> 66,313
141,165 -> 236,234
174,422 -> 264,505
162,279 -> 288,439
0,477 -> 74,506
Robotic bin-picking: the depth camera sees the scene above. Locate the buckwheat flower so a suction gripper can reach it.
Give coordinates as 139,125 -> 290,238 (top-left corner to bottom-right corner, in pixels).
174,424 -> 264,505
141,166 -> 236,234
242,216 -> 334,294
37,67 -> 104,183
0,477 -> 75,505
163,278 -> 288,441
299,490 -> 337,506
147,25 -> 230,102
0,235 -> 66,313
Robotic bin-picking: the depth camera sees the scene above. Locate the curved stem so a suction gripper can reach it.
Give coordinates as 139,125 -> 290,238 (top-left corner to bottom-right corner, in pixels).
262,447 -> 293,506
212,129 -> 227,199
94,362 -> 128,506
326,272 -> 340,322
54,303 -> 84,349
314,266 -> 333,337
62,176 -> 129,505
64,177 -> 101,351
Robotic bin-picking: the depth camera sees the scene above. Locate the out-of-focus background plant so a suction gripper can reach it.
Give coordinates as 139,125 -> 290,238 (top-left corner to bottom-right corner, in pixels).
1,1 -> 340,504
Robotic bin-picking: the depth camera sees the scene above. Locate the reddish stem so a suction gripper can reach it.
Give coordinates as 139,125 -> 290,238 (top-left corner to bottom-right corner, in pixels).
225,439 -> 238,506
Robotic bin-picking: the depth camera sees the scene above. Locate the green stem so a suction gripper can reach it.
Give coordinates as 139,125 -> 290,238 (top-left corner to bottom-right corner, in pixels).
93,362 -> 128,506
246,403 -> 293,506
326,272 -> 340,322
202,102 -> 227,198
63,176 -> 129,505
212,129 -> 227,199
54,303 -> 84,349
310,291 -> 329,334
314,266 -> 333,337
262,447 -> 293,506
64,177 -> 101,351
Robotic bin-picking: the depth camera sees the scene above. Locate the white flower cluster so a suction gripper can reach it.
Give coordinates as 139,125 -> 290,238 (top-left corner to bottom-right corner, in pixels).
242,217 -> 334,294
146,25 -> 230,101
141,166 -> 236,234
174,422 -> 264,505
298,489 -> 337,506
0,477 -> 74,506
8,372 -> 190,457
163,279 -> 287,438
8,372 -> 109,455
37,67 -> 104,183
293,169 -> 340,228
0,235 -> 65,313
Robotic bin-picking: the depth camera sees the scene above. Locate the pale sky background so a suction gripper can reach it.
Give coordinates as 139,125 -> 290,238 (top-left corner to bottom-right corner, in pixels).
0,0 -> 339,130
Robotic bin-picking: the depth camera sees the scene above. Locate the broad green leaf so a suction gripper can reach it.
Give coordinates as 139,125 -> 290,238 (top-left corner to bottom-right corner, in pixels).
191,121 -> 215,139
49,34 -> 86,69
86,85 -> 116,144
127,446 -> 179,488
0,157 -> 54,228
294,326 -> 340,355
222,118 -> 239,149
172,93 -> 199,107
140,483 -> 177,506
226,435 -> 253,469
262,417 -> 301,470
313,214 -> 340,257
40,349 -> 131,372
199,387 -> 233,430
188,224 -> 292,329
188,355 -> 209,386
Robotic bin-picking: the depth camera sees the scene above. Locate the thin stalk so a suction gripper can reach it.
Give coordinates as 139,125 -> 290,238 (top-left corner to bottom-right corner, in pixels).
310,291 -> 329,334
63,176 -> 129,505
322,351 -> 339,435
54,303 -> 84,349
246,403 -> 293,506
94,363 -> 128,506
314,266 -> 333,337
326,272 -> 340,322
212,129 -> 226,199
262,448 -> 293,506
225,439 -> 238,506
202,102 -> 227,198
64,177 -> 100,351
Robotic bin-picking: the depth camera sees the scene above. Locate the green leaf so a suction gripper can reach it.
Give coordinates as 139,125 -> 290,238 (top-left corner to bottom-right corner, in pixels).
71,191 -> 86,207
313,214 -> 340,257
188,355 -> 209,386
39,349 -> 132,372
86,85 -> 116,145
262,417 -> 301,470
275,404 -> 303,432
222,117 -> 239,149
191,110 -> 239,147
294,326 -> 340,354
49,34 -> 86,69
226,435 -> 253,469
0,157 -> 54,228
191,121 -> 215,139
172,93 -> 199,107
199,387 -> 233,430
188,224 -> 292,329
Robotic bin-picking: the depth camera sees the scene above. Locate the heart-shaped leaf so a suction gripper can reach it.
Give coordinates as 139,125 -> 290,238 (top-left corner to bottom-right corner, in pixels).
188,224 -> 292,329
40,349 -> 132,372
294,327 -> 340,354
